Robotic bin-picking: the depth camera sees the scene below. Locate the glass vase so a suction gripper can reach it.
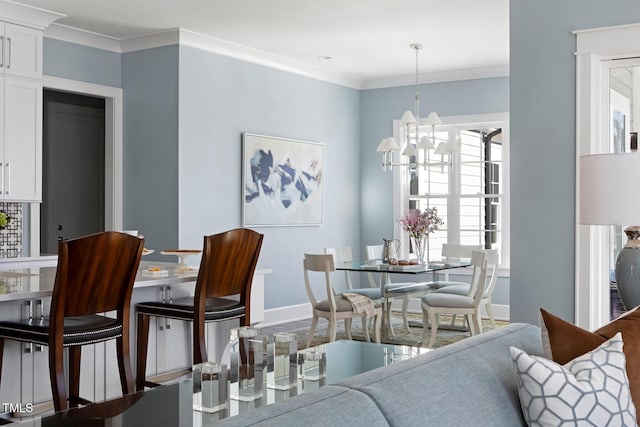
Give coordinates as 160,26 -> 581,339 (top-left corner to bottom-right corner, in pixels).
411,235 -> 427,264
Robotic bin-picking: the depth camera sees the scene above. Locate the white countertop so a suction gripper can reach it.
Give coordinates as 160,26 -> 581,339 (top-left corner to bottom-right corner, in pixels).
0,261 -> 198,302
0,260 -> 272,303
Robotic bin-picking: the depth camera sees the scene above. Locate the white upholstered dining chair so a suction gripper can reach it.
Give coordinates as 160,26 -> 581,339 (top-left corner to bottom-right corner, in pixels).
303,253 -> 381,347
421,250 -> 487,348
434,249 -> 499,328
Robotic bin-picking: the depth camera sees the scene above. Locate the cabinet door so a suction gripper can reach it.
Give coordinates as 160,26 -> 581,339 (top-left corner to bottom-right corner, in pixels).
3,77 -> 42,201
3,23 -> 42,79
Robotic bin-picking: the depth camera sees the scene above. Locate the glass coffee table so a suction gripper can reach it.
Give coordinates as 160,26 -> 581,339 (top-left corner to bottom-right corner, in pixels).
14,340 -> 429,426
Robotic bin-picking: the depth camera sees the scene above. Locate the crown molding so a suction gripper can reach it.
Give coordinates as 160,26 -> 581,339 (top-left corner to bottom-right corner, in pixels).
0,0 -> 64,30
120,28 -> 180,53
41,23 -> 507,90
361,64 -> 510,89
176,28 -> 362,89
45,23 -> 121,52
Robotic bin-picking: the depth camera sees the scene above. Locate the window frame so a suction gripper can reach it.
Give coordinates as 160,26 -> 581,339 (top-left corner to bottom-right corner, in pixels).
392,112 -> 510,268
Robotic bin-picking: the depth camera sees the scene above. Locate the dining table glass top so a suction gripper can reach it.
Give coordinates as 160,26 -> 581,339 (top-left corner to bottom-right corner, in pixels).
335,260 -> 471,274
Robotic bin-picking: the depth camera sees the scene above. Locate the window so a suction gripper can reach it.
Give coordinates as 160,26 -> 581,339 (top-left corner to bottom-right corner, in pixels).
393,113 -> 510,266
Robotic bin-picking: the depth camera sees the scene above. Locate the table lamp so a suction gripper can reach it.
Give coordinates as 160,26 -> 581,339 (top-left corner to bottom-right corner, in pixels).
580,152 -> 640,310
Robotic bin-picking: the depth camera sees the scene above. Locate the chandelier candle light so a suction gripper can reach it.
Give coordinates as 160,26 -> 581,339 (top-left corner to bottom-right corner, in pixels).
376,44 -> 458,172
399,207 -> 443,264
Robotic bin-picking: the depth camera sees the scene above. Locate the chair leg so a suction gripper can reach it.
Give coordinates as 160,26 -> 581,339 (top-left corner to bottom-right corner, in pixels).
466,314 -> 476,335
421,304 -> 430,342
473,313 -> 483,334
116,334 -> 134,396
344,318 -> 352,340
401,296 -> 410,332
136,312 -> 150,391
193,318 -> 208,366
68,346 -> 81,407
374,312 -> 382,344
328,320 -> 337,342
361,316 -> 371,342
307,315 -> 319,348
428,311 -> 439,349
485,303 -> 496,328
385,298 -> 395,337
49,343 -> 67,412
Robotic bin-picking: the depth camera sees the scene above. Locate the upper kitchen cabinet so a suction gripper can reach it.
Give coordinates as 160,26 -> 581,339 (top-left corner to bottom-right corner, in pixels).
0,2 -> 64,202
0,77 -> 42,202
0,23 -> 42,79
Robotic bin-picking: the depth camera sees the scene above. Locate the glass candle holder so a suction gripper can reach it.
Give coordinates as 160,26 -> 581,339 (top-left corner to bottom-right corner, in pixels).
227,326 -> 266,402
193,362 -> 229,413
301,350 -> 326,381
268,332 -> 297,390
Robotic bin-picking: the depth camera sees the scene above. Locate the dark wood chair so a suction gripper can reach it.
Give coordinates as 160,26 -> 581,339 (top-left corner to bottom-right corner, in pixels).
135,228 -> 263,391
0,231 -> 144,412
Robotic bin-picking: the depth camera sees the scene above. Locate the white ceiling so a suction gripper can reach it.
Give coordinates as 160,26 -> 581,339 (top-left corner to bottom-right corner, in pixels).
13,0 -> 509,87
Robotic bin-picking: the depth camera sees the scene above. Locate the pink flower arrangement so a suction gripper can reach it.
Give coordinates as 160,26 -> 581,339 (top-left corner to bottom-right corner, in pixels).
399,207 -> 443,240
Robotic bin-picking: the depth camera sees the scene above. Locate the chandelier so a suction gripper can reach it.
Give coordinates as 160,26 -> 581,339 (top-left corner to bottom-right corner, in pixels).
376,44 -> 458,172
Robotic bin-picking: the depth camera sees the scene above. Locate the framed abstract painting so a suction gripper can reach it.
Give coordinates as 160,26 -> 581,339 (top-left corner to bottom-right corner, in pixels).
242,133 -> 324,227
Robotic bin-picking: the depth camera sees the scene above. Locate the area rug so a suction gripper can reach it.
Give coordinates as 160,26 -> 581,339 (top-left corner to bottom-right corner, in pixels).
292,312 -> 507,350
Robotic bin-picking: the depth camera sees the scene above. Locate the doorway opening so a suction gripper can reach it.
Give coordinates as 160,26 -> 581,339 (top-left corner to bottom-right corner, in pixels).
41,89 -> 106,255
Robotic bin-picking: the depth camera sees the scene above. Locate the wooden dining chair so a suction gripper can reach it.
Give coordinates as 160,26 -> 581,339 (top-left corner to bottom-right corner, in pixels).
135,228 -> 263,391
0,231 -> 144,412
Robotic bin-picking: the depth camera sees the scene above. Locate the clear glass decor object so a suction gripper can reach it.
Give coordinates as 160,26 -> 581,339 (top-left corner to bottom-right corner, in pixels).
300,349 -> 326,381
268,332 -> 298,390
226,326 -> 266,402
193,362 -> 229,413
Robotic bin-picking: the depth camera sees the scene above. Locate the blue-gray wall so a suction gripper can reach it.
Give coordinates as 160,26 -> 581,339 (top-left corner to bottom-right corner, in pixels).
177,46 -> 360,309
43,38 -> 121,87
122,46 -> 180,255
510,0 -> 640,324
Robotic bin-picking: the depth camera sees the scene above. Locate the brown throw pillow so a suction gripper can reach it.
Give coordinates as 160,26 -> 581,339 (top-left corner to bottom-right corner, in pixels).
540,307 -> 640,421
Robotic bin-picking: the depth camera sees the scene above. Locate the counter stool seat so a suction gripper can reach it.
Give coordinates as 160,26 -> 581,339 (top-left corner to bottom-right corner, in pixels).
0,315 -> 122,346
136,297 -> 245,322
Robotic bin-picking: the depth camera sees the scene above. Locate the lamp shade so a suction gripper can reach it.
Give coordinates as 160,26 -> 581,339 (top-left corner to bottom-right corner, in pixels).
580,153 -> 640,225
418,135 -> 434,150
424,112 -> 442,126
399,110 -> 417,125
402,144 -> 417,157
376,137 -> 400,152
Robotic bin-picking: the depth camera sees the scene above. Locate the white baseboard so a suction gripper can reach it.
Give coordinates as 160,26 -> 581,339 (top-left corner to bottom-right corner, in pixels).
258,300 -> 509,328
258,303 -> 312,327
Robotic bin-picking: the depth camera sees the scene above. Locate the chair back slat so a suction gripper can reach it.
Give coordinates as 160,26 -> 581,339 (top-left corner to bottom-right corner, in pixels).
197,229 -> 263,300
442,244 -> 482,260
469,250 -> 488,304
324,247 -> 352,289
53,232 -> 144,318
303,254 -> 337,311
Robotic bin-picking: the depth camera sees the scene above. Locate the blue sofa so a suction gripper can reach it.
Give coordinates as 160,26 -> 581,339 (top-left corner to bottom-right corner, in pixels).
219,323 -> 542,426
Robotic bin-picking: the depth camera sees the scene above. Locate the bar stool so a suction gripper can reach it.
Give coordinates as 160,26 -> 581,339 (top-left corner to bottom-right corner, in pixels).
0,231 -> 144,412
135,228 -> 263,391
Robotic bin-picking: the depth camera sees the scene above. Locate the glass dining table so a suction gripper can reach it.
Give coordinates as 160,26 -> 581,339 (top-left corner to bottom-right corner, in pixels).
334,260 -> 472,341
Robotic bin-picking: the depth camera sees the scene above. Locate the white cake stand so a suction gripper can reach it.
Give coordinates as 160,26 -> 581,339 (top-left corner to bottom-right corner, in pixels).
160,250 -> 201,272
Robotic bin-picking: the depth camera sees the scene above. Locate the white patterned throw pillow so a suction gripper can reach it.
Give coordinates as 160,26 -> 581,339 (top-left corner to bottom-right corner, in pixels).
510,333 -> 637,427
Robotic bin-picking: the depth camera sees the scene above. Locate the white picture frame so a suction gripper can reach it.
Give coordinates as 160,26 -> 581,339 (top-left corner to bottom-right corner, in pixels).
242,133 -> 324,227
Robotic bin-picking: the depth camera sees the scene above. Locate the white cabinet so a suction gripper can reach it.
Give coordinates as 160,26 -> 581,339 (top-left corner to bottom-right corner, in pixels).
0,23 -> 42,79
0,299 -> 51,411
0,77 -> 42,202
